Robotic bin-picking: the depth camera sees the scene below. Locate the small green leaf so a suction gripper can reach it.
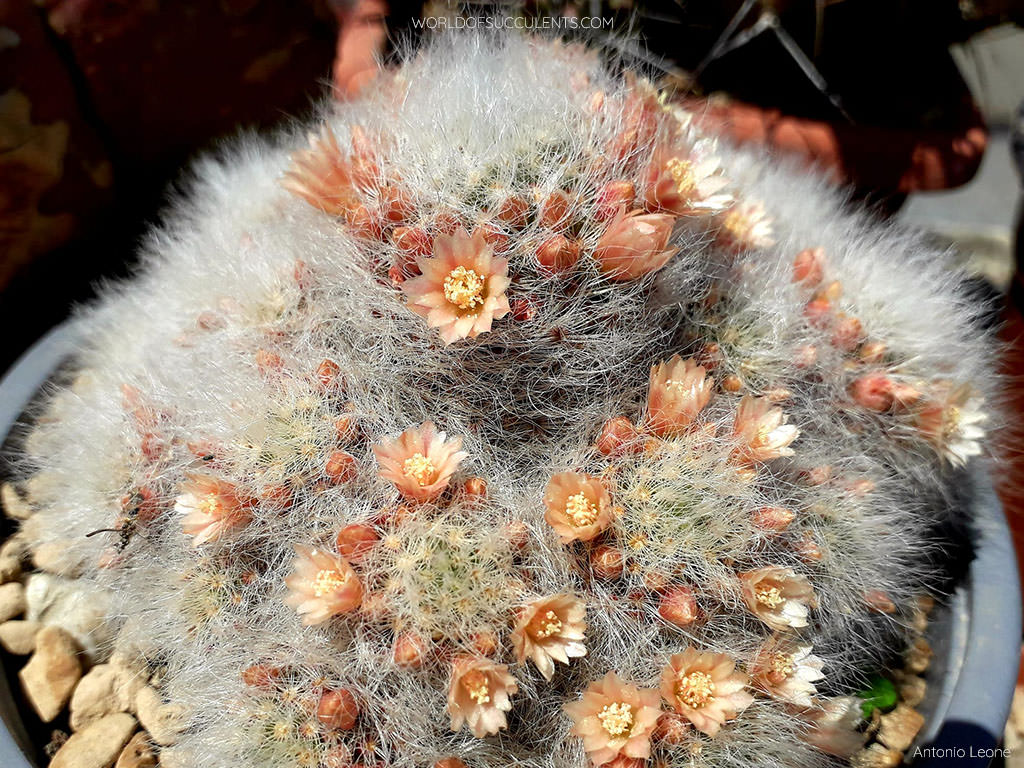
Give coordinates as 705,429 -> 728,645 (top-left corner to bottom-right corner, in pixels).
857,675 -> 898,719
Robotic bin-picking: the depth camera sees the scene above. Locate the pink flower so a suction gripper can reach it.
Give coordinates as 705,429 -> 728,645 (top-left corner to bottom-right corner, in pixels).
915,383 -> 987,466
644,143 -> 732,216
543,472 -> 614,543
800,697 -> 866,757
732,395 -> 800,464
750,636 -> 825,707
447,656 -> 518,738
593,209 -> 678,281
402,227 -> 511,344
564,672 -> 662,767
739,566 -> 816,630
284,545 -> 363,626
374,421 -> 468,502
176,476 -> 251,547
716,200 -> 774,251
660,647 -> 753,737
646,355 -> 712,436
281,126 -> 381,237
512,594 -> 587,680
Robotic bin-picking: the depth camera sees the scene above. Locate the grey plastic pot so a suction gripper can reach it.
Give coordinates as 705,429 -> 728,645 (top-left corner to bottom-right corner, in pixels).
0,323 -> 1020,767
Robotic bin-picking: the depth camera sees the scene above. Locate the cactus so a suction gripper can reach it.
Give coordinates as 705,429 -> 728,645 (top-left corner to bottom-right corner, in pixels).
13,32 -> 996,768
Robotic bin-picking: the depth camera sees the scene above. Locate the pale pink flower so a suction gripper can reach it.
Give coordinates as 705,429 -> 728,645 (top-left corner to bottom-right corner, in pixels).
593,209 -> 678,281
800,696 -> 866,757
646,355 -> 713,436
543,472 -> 614,543
176,476 -> 251,547
659,647 -> 753,737
716,200 -> 774,251
750,636 -> 825,707
511,594 -> 587,680
644,143 -> 732,216
402,227 -> 511,344
447,656 -> 518,738
284,545 -> 363,626
739,566 -> 816,630
374,421 -> 468,502
915,383 -> 987,467
281,127 -> 381,237
564,672 -> 662,767
732,395 -> 800,463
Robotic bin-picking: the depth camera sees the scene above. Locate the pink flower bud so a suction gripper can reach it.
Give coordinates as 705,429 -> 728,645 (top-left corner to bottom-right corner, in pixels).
793,247 -> 825,285
658,585 -> 698,626
536,235 -> 581,274
317,688 -> 359,730
594,210 -> 678,281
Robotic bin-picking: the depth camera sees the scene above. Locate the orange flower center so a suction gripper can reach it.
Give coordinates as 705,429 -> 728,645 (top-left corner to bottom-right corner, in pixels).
597,702 -> 634,737
666,158 -> 696,200
528,610 -> 563,639
461,669 -> 491,705
755,584 -> 785,608
676,670 -> 715,708
444,266 -> 485,310
312,568 -> 349,598
402,453 -> 436,486
565,492 -> 599,527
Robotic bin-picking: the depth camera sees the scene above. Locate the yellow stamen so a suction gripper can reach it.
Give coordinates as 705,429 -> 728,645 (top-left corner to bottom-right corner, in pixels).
529,609 -> 563,639
666,157 -> 696,199
444,266 -> 485,310
403,453 -> 436,486
676,671 -> 716,709
461,670 -> 491,705
312,568 -> 349,598
565,492 -> 599,527
597,702 -> 634,737
768,653 -> 794,682
755,585 -> 785,608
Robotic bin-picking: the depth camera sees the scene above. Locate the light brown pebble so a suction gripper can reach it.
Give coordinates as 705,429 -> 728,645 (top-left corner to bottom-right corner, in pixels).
0,581 -> 26,621
136,685 -> 185,746
19,625 -> 83,722
1,482 -> 33,520
0,535 -> 27,582
850,743 -> 903,768
114,731 -> 157,768
72,665 -> 128,731
32,539 -> 84,577
878,704 -> 925,752
0,619 -> 41,654
904,637 -> 933,675
49,713 -> 137,768
898,674 -> 927,708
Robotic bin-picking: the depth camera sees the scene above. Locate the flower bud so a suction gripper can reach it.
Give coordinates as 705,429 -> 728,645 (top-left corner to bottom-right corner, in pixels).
590,545 -> 624,579
794,344 -> 818,368
510,297 -> 538,322
864,589 -> 896,614
316,359 -> 342,390
392,226 -> 433,256
434,759 -> 468,768
317,688 -> 359,731
242,664 -> 281,689
653,712 -> 691,744
393,632 -> 429,668
594,180 -> 635,221
832,313 -> 864,352
860,340 -> 887,364
721,374 -> 743,393
536,235 -> 581,274
538,190 -> 571,228
658,585 -> 698,626
753,506 -> 795,533
596,417 -> 642,457
471,631 -> 499,657
643,571 -> 669,593
505,519 -> 529,550
794,532 -> 824,563
493,196 -> 530,228
325,450 -> 357,483
849,373 -> 894,412
336,523 -> 379,562
793,247 -> 825,286
463,477 -> 488,498
255,349 -> 283,374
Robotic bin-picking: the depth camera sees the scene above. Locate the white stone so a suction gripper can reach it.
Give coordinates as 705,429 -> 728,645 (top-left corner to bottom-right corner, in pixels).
25,573 -> 115,663
135,685 -> 185,746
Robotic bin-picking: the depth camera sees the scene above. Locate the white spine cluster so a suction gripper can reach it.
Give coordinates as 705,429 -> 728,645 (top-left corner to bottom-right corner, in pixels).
13,31 -> 997,768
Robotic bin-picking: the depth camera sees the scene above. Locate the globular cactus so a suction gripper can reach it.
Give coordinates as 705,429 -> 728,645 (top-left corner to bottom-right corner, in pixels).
13,31 -> 997,768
